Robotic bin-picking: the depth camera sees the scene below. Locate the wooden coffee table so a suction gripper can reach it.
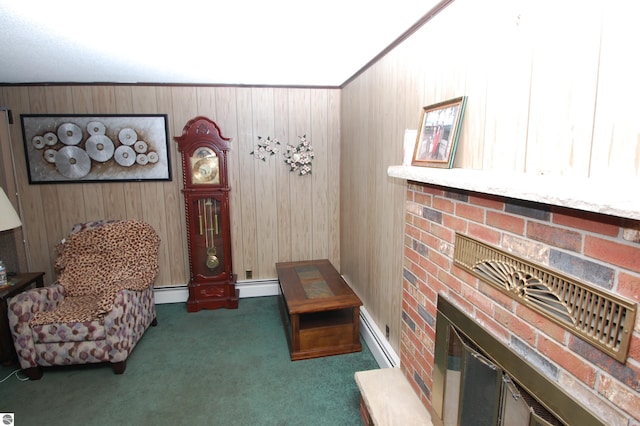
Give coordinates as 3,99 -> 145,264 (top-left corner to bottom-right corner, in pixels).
276,259 -> 362,361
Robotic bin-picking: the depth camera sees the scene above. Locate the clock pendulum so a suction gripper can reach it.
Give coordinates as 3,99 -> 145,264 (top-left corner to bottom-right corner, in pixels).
203,199 -> 219,270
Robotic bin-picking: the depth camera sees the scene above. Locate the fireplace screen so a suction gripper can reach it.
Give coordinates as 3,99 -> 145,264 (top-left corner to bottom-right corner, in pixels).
432,297 -> 604,426
442,325 -> 560,426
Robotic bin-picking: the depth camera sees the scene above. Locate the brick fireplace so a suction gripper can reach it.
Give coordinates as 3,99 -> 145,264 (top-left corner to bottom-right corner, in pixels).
400,181 -> 640,425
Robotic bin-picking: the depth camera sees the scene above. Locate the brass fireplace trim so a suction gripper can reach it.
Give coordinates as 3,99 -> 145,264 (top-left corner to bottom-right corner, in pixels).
432,297 -> 605,426
453,233 -> 636,362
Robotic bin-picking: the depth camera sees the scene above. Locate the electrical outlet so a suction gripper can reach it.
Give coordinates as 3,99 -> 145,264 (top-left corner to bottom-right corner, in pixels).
385,324 -> 390,338
246,270 -> 252,280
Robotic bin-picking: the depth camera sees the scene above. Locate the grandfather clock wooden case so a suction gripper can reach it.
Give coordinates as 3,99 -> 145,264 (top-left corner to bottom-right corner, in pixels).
175,116 -> 238,312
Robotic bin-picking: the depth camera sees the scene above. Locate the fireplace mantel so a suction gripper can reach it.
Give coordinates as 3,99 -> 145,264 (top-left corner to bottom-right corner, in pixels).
388,165 -> 640,220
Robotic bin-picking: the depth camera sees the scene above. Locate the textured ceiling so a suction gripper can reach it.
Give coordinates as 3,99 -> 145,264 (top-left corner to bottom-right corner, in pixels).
0,0 -> 440,86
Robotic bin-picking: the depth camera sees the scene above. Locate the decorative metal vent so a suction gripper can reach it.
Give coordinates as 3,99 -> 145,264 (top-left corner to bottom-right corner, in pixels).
454,233 -> 637,362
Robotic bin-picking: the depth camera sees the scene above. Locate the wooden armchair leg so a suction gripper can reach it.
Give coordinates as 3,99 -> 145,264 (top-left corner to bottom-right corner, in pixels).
151,317 -> 158,326
24,366 -> 43,380
111,360 -> 126,375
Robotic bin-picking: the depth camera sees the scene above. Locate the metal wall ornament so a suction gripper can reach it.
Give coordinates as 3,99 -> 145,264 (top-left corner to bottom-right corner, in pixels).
250,136 -> 280,160
250,134 -> 314,175
20,114 -> 171,184
283,135 -> 313,175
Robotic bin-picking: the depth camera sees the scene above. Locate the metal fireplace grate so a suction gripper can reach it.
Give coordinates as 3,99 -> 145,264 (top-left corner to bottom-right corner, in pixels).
453,233 -> 636,362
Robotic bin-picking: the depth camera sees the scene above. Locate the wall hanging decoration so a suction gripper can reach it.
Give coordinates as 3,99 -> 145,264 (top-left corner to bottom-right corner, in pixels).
250,136 -> 280,160
249,134 -> 314,175
20,114 -> 171,184
283,135 -> 314,175
412,96 -> 467,169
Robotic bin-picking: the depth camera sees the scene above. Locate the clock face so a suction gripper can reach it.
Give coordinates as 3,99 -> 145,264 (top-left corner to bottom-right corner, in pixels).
190,148 -> 219,184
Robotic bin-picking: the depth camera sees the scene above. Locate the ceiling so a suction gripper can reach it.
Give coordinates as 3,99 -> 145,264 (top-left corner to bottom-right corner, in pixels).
0,0 -> 441,87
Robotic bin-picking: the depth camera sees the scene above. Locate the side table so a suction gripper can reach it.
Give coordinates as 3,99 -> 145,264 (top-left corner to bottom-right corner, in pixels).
0,272 -> 45,365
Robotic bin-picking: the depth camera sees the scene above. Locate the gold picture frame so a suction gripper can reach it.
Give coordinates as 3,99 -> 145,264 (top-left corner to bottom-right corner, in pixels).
412,96 -> 467,168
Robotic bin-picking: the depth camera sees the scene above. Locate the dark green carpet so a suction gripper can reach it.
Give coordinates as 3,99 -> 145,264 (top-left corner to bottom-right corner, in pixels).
0,296 -> 379,425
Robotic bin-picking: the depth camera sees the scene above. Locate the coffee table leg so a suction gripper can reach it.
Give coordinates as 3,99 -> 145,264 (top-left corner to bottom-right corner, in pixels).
353,307 -> 362,348
291,314 -> 300,355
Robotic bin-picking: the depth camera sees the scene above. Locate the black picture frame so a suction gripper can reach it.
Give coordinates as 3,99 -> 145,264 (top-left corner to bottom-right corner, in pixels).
20,114 -> 171,184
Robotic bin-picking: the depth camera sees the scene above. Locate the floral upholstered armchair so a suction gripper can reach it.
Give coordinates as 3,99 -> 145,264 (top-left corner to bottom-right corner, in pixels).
8,219 -> 160,380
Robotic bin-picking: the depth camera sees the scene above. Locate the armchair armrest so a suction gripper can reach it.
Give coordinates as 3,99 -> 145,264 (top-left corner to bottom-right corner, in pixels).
7,284 -> 66,369
104,287 -> 156,363
8,284 -> 66,323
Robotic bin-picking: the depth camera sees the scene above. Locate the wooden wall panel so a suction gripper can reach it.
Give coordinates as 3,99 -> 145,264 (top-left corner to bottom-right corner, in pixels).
479,2 -> 530,172
310,89 -> 329,260
327,90 -> 341,269
523,1 -> 601,176
251,88 -> 278,278
366,66 -> 385,321
91,86 -> 117,112
235,88 -> 258,276
156,87 -> 186,287
339,78 -> 362,291
340,0 -> 640,356
195,88 -> 216,118
590,4 -> 640,178
274,89 -> 292,263
287,89 -> 313,261
0,85 -> 340,288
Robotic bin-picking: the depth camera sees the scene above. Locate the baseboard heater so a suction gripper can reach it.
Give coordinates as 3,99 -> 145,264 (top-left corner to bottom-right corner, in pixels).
359,306 -> 400,368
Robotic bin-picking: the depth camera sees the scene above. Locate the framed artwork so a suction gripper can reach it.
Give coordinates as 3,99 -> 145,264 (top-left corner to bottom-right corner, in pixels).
412,96 -> 467,168
20,114 -> 171,184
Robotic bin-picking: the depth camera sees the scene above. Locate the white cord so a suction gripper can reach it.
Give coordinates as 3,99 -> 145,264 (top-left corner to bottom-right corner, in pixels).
0,368 -> 29,383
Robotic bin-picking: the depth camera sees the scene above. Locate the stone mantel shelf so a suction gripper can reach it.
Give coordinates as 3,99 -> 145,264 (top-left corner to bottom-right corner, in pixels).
387,165 -> 640,221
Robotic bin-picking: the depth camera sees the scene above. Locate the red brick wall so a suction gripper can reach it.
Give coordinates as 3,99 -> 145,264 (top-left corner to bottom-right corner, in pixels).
401,182 -> 640,424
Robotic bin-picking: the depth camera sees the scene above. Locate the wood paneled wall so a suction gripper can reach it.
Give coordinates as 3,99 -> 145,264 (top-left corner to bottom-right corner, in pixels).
0,86 -> 340,287
340,0 -> 640,353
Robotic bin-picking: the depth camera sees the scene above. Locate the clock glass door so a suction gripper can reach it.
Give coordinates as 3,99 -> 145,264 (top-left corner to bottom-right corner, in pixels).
193,197 -> 224,277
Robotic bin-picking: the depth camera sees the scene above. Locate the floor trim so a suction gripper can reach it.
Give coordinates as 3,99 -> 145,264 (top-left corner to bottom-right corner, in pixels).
153,280 -> 398,368
153,279 -> 279,304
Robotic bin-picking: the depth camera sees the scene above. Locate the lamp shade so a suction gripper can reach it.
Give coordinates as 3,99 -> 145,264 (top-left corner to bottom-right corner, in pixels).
0,187 -> 21,232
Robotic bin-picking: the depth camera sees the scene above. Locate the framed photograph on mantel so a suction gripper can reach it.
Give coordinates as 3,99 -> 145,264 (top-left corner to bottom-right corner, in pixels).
412,96 -> 467,169
20,114 -> 171,184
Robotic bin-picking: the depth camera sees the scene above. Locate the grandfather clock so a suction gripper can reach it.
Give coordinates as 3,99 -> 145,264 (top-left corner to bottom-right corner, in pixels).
175,116 -> 238,311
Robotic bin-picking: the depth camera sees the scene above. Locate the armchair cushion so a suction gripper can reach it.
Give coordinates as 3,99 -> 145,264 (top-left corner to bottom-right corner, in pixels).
36,292 -> 100,323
